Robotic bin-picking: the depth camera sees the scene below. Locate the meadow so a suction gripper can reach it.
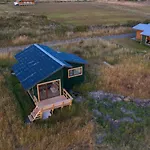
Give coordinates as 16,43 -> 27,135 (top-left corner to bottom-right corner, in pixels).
0,2 -> 150,47
0,37 -> 150,149
2,2 -> 150,25
0,1 -> 150,149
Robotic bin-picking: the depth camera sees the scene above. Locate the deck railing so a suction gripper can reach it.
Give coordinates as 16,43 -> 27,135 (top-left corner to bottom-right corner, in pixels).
63,89 -> 73,100
33,96 -> 38,104
28,89 -> 73,122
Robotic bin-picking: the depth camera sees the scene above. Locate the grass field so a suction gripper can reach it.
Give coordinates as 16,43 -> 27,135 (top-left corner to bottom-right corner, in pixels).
57,38 -> 150,99
0,2 -> 150,47
110,38 -> 150,51
0,38 -> 150,149
0,2 -> 150,149
2,2 -> 150,25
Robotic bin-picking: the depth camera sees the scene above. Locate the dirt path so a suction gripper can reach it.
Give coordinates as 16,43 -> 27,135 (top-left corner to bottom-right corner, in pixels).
0,33 -> 135,53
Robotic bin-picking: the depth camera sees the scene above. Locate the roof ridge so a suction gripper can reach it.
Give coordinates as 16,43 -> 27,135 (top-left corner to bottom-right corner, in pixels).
34,44 -> 65,67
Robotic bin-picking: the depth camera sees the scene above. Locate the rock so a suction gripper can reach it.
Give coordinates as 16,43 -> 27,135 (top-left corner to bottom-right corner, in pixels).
89,90 -> 150,107
124,96 -> 131,102
134,117 -> 142,122
74,96 -> 85,103
104,114 -> 112,121
96,133 -> 107,144
120,107 -> 134,115
93,109 -> 102,117
112,97 -> 123,102
119,117 -> 134,123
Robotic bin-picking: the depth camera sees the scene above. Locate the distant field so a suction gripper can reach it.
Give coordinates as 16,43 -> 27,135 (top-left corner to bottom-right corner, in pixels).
1,2 -> 150,25
111,38 -> 150,50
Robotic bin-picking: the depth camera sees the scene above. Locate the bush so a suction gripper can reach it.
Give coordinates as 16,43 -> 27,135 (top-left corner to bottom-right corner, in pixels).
73,25 -> 89,33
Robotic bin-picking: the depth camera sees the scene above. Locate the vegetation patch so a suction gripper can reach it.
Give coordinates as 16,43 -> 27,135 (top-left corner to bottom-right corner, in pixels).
100,58 -> 150,99
89,97 -> 150,149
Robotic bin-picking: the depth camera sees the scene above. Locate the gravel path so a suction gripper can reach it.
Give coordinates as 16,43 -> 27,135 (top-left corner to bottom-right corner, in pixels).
0,33 -> 135,53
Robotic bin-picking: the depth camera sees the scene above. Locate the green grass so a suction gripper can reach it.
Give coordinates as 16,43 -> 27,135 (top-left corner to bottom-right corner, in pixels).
111,38 -> 150,51
1,2 -> 149,25
15,3 -> 146,25
6,75 -> 35,120
88,96 -> 150,148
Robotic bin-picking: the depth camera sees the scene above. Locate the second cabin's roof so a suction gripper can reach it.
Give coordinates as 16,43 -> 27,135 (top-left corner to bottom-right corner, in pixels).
133,23 -> 150,36
141,27 -> 150,36
133,23 -> 149,31
12,44 -> 87,90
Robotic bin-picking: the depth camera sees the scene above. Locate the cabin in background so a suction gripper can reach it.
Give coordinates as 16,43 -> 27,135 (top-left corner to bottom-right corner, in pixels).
133,23 -> 150,46
12,44 -> 87,122
14,0 -> 35,6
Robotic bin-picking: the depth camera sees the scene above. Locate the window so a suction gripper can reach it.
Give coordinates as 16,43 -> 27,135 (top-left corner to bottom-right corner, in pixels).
68,67 -> 83,78
37,79 -> 61,101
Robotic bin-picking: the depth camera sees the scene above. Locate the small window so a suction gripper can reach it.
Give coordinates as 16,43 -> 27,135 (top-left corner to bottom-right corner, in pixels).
68,67 -> 83,78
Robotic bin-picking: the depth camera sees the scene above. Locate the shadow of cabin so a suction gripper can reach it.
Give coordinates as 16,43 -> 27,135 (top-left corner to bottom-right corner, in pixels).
12,44 -> 87,122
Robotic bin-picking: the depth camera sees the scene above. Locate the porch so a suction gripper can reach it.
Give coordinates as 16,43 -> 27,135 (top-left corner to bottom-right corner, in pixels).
28,88 -> 73,122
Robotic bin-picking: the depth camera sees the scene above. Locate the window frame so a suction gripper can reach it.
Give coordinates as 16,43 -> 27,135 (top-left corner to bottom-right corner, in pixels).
68,66 -> 83,78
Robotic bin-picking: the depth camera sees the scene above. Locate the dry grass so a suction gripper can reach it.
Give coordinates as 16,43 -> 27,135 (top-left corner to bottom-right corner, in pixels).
100,57 -> 150,99
0,74 -> 94,150
0,52 -> 13,59
12,35 -> 31,45
57,38 -> 150,99
0,38 -> 150,149
72,27 -> 132,38
0,2 -> 149,46
0,52 -> 15,68
0,11 -> 132,47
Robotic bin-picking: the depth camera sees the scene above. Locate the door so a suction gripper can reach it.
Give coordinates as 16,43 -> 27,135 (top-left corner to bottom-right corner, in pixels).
37,79 -> 61,101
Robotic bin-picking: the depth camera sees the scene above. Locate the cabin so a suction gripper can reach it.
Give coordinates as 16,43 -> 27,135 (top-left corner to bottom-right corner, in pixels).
14,0 -> 35,6
12,44 -> 87,122
133,23 -> 150,45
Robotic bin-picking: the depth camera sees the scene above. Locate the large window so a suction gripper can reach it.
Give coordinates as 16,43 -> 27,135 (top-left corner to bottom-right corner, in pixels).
68,67 -> 83,78
37,80 -> 61,101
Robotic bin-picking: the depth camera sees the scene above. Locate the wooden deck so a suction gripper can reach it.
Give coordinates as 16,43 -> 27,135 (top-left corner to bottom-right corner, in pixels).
28,88 -> 73,122
37,95 -> 72,111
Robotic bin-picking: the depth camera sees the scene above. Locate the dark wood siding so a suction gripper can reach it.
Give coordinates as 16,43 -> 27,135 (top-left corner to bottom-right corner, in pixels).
63,63 -> 85,90
142,35 -> 146,44
33,63 -> 85,96
136,30 -> 142,41
33,69 -> 64,97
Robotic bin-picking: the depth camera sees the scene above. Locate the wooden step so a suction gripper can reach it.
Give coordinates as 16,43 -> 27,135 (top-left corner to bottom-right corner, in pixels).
28,106 -> 41,122
28,114 -> 34,122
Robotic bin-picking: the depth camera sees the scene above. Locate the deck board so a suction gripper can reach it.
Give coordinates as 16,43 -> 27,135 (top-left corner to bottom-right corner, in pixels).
37,95 -> 71,110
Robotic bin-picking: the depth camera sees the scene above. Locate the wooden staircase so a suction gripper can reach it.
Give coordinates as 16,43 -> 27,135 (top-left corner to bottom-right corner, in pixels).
28,106 -> 41,122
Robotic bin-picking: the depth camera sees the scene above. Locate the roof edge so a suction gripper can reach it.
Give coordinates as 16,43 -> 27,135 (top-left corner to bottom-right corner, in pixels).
34,44 -> 66,67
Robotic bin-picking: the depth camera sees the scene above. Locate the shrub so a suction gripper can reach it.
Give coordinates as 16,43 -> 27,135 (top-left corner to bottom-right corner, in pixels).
73,25 -> 89,33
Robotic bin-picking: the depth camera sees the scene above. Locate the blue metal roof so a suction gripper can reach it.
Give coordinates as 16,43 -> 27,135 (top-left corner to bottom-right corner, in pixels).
58,52 -> 87,64
12,44 -> 87,90
13,45 -> 63,90
133,23 -> 149,31
39,44 -> 87,64
141,26 -> 150,36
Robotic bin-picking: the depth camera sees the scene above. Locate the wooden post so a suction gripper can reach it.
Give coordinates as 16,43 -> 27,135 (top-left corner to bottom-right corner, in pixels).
61,102 -> 64,111
37,85 -> 40,102
59,79 -> 61,96
69,100 -> 72,110
46,84 -> 48,99
51,104 -> 54,114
